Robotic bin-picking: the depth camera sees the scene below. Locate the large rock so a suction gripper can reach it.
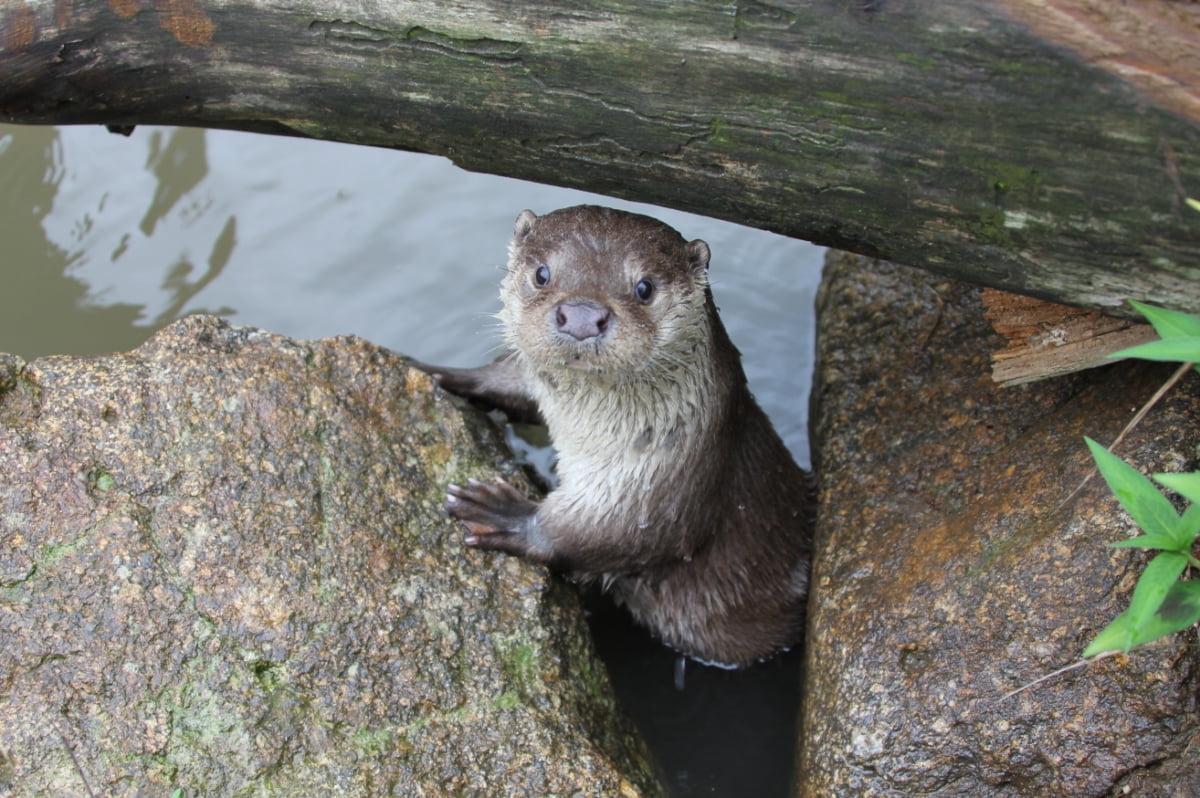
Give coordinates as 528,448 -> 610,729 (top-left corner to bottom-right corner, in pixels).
800,252 -> 1200,795
0,315 -> 658,796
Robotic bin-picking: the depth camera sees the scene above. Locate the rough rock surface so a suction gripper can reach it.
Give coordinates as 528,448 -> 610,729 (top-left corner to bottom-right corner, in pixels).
0,315 -> 658,797
799,252 -> 1200,796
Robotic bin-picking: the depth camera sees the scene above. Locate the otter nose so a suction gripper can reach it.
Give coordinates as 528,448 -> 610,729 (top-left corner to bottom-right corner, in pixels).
555,301 -> 612,341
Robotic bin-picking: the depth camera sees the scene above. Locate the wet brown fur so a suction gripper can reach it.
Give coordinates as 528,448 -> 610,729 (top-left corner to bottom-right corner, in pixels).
420,205 -> 814,667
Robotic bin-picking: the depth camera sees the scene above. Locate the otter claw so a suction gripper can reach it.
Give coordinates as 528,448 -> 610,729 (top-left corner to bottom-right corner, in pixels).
445,477 -> 538,556
464,530 -> 525,553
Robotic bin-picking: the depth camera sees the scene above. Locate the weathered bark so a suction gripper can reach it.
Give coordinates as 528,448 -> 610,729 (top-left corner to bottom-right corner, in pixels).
982,290 -> 1159,386
1,0 -> 1198,317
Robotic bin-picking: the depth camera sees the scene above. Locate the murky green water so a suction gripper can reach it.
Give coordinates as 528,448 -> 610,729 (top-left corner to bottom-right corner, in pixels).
1,123 -> 824,796
0,123 -> 823,466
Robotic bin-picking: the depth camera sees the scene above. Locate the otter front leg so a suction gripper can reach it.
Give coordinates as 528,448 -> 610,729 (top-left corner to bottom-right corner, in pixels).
413,351 -> 540,423
446,478 -> 548,559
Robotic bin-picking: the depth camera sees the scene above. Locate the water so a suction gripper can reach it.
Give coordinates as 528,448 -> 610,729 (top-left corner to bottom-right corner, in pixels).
0,123 -> 822,466
0,123 -> 824,794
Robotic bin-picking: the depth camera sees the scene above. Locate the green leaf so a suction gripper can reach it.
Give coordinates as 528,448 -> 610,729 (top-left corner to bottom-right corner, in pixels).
1155,472 -> 1200,507
1178,502 -> 1200,546
1083,552 -> 1191,656
1128,301 -> 1200,339
1084,577 -> 1200,656
1109,337 -> 1200,363
1125,551 -> 1189,633
1084,610 -> 1137,657
1086,438 -> 1189,548
1083,610 -> 1134,657
1108,532 -> 1184,551
1154,579 -> 1200,633
1187,197 -> 1200,213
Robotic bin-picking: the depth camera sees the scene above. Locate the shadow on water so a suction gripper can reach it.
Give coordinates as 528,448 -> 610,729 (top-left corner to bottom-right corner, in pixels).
583,589 -> 803,797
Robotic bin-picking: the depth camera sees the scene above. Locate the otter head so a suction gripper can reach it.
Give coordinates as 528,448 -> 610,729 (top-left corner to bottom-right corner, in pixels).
498,205 -> 712,380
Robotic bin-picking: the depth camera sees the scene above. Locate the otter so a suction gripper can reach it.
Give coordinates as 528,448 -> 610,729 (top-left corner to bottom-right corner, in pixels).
419,205 -> 814,667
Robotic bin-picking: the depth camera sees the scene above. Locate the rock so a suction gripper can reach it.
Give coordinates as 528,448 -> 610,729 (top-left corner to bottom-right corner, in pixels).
0,315 -> 659,797
799,252 -> 1200,795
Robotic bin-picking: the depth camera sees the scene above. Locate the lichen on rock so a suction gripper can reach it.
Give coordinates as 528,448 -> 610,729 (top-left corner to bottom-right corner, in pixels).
800,252 -> 1200,795
0,315 -> 658,797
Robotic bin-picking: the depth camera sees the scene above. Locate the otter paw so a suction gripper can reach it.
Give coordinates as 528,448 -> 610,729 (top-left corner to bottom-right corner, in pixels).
446,478 -> 537,555
412,361 -> 481,398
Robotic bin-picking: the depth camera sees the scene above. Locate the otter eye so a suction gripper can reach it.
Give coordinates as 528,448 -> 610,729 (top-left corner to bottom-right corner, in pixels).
634,278 -> 655,304
533,264 -> 551,287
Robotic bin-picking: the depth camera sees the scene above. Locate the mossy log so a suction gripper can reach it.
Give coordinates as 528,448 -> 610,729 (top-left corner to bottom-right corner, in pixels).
1,0 -> 1198,317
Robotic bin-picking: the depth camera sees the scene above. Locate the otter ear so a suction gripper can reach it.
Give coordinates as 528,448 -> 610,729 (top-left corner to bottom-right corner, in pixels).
686,240 -> 710,276
513,210 -> 538,244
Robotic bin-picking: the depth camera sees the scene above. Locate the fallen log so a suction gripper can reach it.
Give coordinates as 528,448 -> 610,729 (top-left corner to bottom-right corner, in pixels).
1,0 -> 1198,317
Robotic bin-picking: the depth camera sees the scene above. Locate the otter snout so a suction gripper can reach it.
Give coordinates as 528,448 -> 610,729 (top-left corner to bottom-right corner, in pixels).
555,301 -> 612,341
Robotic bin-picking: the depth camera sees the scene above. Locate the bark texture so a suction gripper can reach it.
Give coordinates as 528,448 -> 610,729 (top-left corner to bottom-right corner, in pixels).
1,0 -> 1198,316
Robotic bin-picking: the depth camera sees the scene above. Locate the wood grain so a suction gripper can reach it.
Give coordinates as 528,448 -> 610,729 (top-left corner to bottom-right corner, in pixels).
983,288 -> 1158,386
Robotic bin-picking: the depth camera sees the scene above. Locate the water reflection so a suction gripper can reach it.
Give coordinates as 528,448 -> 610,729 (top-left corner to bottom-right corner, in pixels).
1,121 -> 825,796
0,124 -> 239,357
139,128 -> 238,327
140,127 -> 209,237
0,122 -> 822,465
154,215 -> 238,327
0,125 -> 146,357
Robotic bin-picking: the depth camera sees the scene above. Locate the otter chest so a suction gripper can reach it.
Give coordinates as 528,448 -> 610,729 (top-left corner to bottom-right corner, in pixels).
537,373 -> 714,495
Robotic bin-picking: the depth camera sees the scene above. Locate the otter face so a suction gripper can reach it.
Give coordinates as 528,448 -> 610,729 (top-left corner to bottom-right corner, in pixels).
498,206 -> 712,379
